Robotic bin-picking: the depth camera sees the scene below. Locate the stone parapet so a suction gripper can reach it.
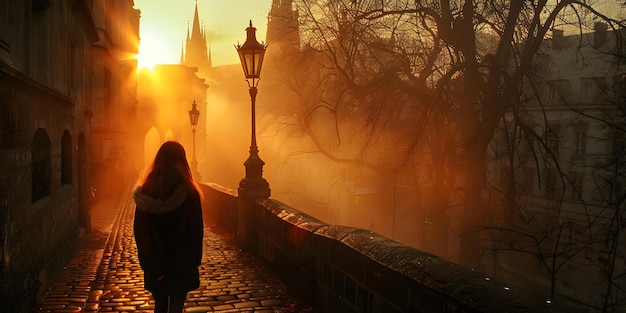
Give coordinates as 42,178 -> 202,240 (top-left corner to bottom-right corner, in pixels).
199,182 -> 584,313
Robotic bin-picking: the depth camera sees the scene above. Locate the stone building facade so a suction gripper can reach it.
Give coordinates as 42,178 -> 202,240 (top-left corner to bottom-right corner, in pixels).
485,24 -> 626,310
89,0 -> 140,197
0,0 -> 139,311
0,1 -> 99,312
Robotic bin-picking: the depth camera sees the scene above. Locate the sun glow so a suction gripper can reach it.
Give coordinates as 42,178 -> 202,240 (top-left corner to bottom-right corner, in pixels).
136,32 -> 178,70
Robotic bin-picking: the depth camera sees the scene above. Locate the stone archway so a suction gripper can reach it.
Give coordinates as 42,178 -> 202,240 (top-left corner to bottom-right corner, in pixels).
144,127 -> 161,169
164,129 -> 174,141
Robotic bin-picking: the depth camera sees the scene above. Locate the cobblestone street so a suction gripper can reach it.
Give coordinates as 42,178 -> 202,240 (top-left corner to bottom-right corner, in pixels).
32,190 -> 316,313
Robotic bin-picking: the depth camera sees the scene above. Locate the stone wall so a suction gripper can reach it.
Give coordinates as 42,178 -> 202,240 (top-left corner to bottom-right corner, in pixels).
199,183 -> 238,230
0,75 -> 82,313
1,1 -> 96,311
199,183 -> 583,313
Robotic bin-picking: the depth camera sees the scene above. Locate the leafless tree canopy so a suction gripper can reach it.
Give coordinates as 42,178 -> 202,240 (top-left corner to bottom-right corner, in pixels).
262,1 -> 625,311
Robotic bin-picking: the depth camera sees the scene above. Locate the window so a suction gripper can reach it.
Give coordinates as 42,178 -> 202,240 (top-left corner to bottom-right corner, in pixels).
548,80 -> 571,102
31,128 -> 51,203
549,83 -> 560,100
61,130 -> 72,185
581,79 -> 594,100
613,134 -> 625,161
614,73 -> 625,107
546,129 -> 560,156
607,135 -> 625,202
605,177 -> 622,203
575,132 -> 586,156
69,42 -> 76,97
544,163 -> 557,198
2,95 -> 17,148
6,96 -> 16,133
565,222 -> 583,247
570,173 -> 583,201
32,0 -> 52,11
0,0 -> 9,54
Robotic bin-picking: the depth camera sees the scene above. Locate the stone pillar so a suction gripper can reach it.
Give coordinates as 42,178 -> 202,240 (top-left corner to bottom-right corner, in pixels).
237,152 -> 270,250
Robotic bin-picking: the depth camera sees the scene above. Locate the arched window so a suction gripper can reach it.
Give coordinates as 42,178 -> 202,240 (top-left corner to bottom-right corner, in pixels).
144,127 -> 161,165
61,130 -> 72,185
164,129 -> 174,141
31,128 -> 51,203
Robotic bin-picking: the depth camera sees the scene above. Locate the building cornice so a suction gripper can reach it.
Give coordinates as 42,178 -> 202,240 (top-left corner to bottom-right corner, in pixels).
0,60 -> 74,108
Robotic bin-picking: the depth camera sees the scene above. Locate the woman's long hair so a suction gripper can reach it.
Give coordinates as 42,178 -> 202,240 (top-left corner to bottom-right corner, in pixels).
139,141 -> 201,199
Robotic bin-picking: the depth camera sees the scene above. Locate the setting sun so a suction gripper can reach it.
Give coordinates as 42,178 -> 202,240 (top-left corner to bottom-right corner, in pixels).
136,32 -> 176,70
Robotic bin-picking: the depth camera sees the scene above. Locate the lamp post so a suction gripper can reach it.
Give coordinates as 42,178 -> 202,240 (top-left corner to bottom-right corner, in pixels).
235,20 -> 270,200
188,100 -> 201,181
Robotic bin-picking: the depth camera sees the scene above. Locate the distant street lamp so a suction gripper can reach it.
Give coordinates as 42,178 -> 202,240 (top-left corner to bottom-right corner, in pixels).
188,100 -> 201,180
235,20 -> 270,200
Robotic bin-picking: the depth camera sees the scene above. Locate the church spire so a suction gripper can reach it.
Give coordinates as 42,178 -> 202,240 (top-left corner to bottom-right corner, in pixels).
191,1 -> 202,42
180,41 -> 185,64
183,0 -> 211,75
208,44 -> 212,68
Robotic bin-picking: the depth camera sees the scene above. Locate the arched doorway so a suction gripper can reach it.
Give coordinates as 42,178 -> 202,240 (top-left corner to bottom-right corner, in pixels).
164,129 -> 174,141
144,127 -> 161,168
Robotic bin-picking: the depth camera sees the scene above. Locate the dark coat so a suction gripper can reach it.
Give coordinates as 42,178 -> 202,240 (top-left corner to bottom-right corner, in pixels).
133,185 -> 203,295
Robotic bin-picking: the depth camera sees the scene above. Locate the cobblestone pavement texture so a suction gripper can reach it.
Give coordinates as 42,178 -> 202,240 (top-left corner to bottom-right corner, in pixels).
32,190 -> 317,313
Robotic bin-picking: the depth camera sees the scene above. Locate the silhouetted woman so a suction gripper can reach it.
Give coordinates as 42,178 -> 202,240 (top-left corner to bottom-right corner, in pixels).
133,141 -> 203,313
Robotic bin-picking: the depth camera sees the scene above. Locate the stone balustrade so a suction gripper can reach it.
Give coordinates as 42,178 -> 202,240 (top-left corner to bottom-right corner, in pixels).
198,183 -> 582,313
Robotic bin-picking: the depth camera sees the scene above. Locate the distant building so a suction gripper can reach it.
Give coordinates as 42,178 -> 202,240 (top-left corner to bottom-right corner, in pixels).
266,0 -> 300,56
90,0 -> 140,197
0,1 -> 99,311
136,65 -> 208,180
181,1 -> 212,79
485,23 -> 626,310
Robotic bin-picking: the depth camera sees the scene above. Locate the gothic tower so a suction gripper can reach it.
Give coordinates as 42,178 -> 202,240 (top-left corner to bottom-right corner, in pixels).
266,0 -> 300,53
181,1 -> 211,76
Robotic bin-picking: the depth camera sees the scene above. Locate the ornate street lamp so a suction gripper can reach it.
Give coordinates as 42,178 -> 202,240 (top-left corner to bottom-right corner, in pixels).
188,100 -> 201,180
235,20 -> 270,200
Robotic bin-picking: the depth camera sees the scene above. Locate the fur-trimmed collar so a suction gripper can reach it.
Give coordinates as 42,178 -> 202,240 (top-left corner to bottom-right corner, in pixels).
133,185 -> 188,214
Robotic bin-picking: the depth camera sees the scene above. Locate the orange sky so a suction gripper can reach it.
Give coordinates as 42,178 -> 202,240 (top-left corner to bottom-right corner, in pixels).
134,0 -> 271,69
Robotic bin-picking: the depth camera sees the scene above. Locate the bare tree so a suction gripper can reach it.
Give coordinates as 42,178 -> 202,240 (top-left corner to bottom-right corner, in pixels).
268,0 -> 625,267
261,4 -> 625,309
